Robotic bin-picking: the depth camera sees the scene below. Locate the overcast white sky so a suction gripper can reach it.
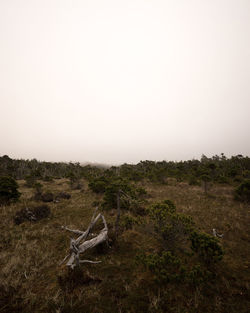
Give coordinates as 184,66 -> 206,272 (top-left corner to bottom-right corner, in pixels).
0,0 -> 249,164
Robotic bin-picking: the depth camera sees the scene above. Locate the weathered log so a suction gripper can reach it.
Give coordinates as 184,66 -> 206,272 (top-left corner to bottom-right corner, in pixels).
60,208 -> 108,269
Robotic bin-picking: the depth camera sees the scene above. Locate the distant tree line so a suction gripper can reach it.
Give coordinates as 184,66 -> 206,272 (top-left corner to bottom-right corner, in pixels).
0,155 -> 102,182
109,153 -> 250,186
0,153 -> 250,187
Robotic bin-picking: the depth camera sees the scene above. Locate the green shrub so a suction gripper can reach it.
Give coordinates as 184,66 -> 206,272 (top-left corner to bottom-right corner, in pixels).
137,251 -> 185,283
135,187 -> 147,197
25,174 -> 37,187
137,200 -> 222,286
88,176 -> 109,193
0,176 -> 21,205
200,174 -> 211,193
43,175 -> 53,182
101,178 -> 137,210
149,200 -> 193,250
67,172 -> 82,189
33,182 -> 43,201
121,214 -> 139,230
188,176 -> 199,185
137,252 -> 214,285
234,180 -> 250,203
34,182 -> 43,193
190,231 -> 223,264
216,175 -> 230,184
127,198 -> 147,216
149,200 -> 176,219
185,264 -> 213,285
89,175 -> 147,213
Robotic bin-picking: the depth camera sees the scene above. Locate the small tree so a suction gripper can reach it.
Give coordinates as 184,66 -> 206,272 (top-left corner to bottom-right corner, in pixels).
190,231 -> 223,265
200,174 -> 211,194
0,176 -> 21,205
138,200 -> 223,285
101,177 -> 136,210
149,200 -> 193,251
34,182 -> 43,194
101,177 -> 132,236
25,174 -> 37,188
234,180 -> 250,203
88,176 -> 109,193
67,172 -> 82,190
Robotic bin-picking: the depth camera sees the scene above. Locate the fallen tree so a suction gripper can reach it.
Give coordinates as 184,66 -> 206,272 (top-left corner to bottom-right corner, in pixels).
60,208 -> 108,269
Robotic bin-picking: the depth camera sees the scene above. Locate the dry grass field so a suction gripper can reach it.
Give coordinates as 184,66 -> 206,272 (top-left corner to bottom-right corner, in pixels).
0,178 -> 249,312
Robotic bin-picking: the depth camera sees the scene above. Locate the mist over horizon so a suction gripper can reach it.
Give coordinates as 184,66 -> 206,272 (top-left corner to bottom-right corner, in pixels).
1,152 -> 249,168
1,0 -> 250,165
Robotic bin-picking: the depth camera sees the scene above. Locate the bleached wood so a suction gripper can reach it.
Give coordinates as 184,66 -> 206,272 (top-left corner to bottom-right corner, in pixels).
212,228 -> 224,238
79,260 -> 102,264
61,208 -> 108,269
76,212 -> 101,245
78,228 -> 108,253
25,207 -> 37,221
61,226 -> 85,235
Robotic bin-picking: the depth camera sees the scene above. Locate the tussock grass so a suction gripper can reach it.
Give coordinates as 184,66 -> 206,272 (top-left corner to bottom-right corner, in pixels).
0,178 -> 249,312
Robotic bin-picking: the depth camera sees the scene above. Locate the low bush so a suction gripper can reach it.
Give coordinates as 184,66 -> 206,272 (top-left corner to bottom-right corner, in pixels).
67,172 -> 82,190
25,174 -> 37,187
14,205 -> 50,224
138,199 -> 223,286
121,214 -> 139,230
34,182 -> 43,193
137,251 -> 185,283
137,251 -> 215,286
101,178 -> 137,209
234,180 -> 250,203
41,192 -> 54,202
43,175 -> 53,182
0,176 -> 21,205
190,231 -> 223,264
136,187 -> 148,197
188,176 -> 199,185
55,192 -> 71,200
185,264 -> 213,285
89,176 -> 147,214
148,200 -> 193,250
89,176 -> 109,193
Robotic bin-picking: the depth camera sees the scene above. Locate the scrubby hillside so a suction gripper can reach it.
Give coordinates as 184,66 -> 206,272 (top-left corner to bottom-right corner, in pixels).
0,155 -> 249,312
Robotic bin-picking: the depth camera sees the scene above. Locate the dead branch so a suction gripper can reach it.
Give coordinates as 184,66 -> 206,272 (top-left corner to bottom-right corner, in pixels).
212,228 -> 224,238
60,208 -> 108,269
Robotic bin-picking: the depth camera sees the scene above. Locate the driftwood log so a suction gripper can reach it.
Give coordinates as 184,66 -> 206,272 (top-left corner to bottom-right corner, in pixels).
60,208 -> 108,269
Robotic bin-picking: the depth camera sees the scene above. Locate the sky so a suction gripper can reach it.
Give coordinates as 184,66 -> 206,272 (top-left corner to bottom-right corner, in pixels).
0,0 -> 250,164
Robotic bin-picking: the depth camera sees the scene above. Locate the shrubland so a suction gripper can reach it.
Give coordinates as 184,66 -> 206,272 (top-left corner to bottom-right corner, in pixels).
0,154 -> 249,312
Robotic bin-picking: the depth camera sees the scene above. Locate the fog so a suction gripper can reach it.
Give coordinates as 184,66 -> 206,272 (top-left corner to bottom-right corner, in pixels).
1,0 -> 249,164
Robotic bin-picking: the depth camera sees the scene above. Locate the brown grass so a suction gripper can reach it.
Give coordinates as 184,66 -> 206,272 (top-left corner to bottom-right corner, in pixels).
0,178 -> 249,312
